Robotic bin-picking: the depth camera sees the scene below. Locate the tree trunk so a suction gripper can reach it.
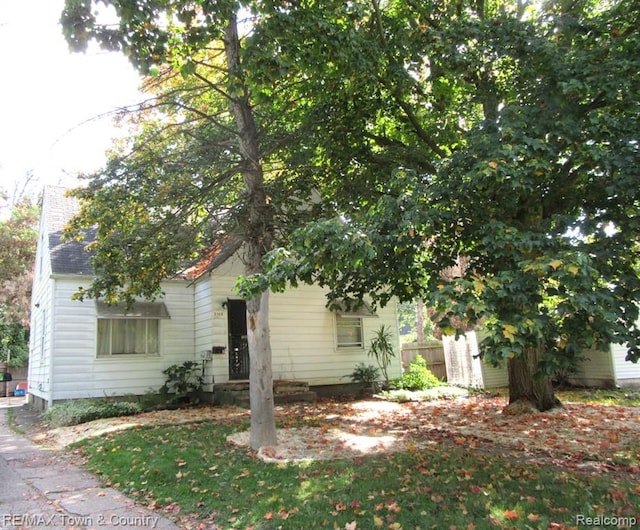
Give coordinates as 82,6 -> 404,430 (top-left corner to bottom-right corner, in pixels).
507,346 -> 561,412
247,291 -> 277,449
224,15 -> 277,450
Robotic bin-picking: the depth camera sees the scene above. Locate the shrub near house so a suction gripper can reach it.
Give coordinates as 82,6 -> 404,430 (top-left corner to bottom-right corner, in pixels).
389,356 -> 441,391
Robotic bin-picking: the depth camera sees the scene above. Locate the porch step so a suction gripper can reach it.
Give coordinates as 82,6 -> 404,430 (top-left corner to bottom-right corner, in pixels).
214,380 -> 317,408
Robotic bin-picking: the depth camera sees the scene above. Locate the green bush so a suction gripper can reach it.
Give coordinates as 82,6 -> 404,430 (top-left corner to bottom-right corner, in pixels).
348,363 -> 380,387
389,355 -> 441,391
44,399 -> 142,427
160,361 -> 204,405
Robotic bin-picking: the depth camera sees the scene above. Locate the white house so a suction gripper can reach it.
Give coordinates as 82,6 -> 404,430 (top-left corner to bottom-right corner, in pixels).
564,343 -> 640,389
442,331 -> 640,389
28,186 -> 402,409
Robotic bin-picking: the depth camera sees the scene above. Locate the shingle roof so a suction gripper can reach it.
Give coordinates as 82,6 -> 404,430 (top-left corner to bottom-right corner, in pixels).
182,233 -> 244,280
43,186 -> 239,279
44,186 -> 95,275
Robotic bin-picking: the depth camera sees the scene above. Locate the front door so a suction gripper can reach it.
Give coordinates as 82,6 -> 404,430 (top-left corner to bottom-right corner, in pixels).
227,299 -> 249,380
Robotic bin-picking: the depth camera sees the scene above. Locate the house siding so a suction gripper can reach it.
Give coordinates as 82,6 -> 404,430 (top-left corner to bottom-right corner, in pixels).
611,344 -> 640,388
270,285 -> 401,385
476,331 -> 508,388
569,348 -> 616,388
208,259 -> 236,385
480,361 -> 509,389
200,257 -> 402,386
27,291 -> 54,404
49,278 -> 195,401
195,275 -> 228,392
28,213 -> 55,406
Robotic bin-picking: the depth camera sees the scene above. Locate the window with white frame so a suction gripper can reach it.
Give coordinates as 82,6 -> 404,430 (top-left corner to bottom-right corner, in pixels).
96,301 -> 169,357
335,315 -> 364,348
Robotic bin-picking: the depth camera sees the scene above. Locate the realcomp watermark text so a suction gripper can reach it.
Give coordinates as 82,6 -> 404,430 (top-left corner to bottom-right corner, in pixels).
576,514 -> 637,527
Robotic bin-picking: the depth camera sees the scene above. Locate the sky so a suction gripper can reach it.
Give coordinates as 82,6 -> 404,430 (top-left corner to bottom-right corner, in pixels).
0,0 -> 143,206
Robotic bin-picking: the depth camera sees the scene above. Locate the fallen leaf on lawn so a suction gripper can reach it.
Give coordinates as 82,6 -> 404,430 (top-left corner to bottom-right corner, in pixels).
503,509 -> 519,520
164,502 -> 181,514
386,501 -> 401,513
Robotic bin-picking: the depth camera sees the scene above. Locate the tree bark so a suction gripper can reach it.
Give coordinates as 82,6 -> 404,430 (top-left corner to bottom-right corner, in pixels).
224,15 -> 277,450
247,291 -> 276,449
507,346 -> 561,412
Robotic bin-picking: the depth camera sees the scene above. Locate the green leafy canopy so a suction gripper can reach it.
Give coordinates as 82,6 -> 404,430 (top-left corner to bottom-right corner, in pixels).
246,0 -> 640,373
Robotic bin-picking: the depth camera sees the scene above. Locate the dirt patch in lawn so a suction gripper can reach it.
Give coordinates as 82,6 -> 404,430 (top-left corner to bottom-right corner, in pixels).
22,393 -> 640,472
228,423 -> 406,463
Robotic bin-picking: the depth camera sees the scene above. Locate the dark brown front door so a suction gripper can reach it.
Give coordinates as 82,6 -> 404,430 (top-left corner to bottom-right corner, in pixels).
227,299 -> 249,380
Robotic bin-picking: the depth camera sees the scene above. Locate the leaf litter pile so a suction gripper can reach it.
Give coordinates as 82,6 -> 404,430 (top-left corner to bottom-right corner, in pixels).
47,392 -> 640,529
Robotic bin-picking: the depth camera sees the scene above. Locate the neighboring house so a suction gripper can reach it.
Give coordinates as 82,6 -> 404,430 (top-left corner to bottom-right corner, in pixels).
565,343 -> 640,389
442,332 -> 508,389
28,187 -> 402,409
442,331 -> 640,389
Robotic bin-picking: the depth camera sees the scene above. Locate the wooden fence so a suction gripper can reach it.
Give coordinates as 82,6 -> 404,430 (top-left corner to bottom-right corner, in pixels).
401,342 -> 447,381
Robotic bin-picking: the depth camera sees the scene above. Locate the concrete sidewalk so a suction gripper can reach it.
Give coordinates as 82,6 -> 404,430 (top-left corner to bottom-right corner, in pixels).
0,399 -> 180,530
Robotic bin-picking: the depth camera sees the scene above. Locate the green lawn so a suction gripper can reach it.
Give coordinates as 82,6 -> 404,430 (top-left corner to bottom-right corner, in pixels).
557,388 -> 640,407
72,396 -> 640,530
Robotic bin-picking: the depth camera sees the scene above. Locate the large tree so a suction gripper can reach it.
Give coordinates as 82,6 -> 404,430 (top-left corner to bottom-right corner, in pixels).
0,197 -> 39,367
60,0 -> 324,449
245,0 -> 640,411
0,198 -> 39,326
62,0 -> 640,416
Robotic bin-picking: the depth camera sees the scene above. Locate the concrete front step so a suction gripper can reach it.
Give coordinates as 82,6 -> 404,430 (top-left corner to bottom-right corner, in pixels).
214,380 -> 317,408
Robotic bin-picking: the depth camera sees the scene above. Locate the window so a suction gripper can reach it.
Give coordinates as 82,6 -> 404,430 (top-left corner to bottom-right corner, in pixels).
98,319 -> 159,356
333,300 -> 377,349
96,301 -> 169,357
336,315 -> 364,349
